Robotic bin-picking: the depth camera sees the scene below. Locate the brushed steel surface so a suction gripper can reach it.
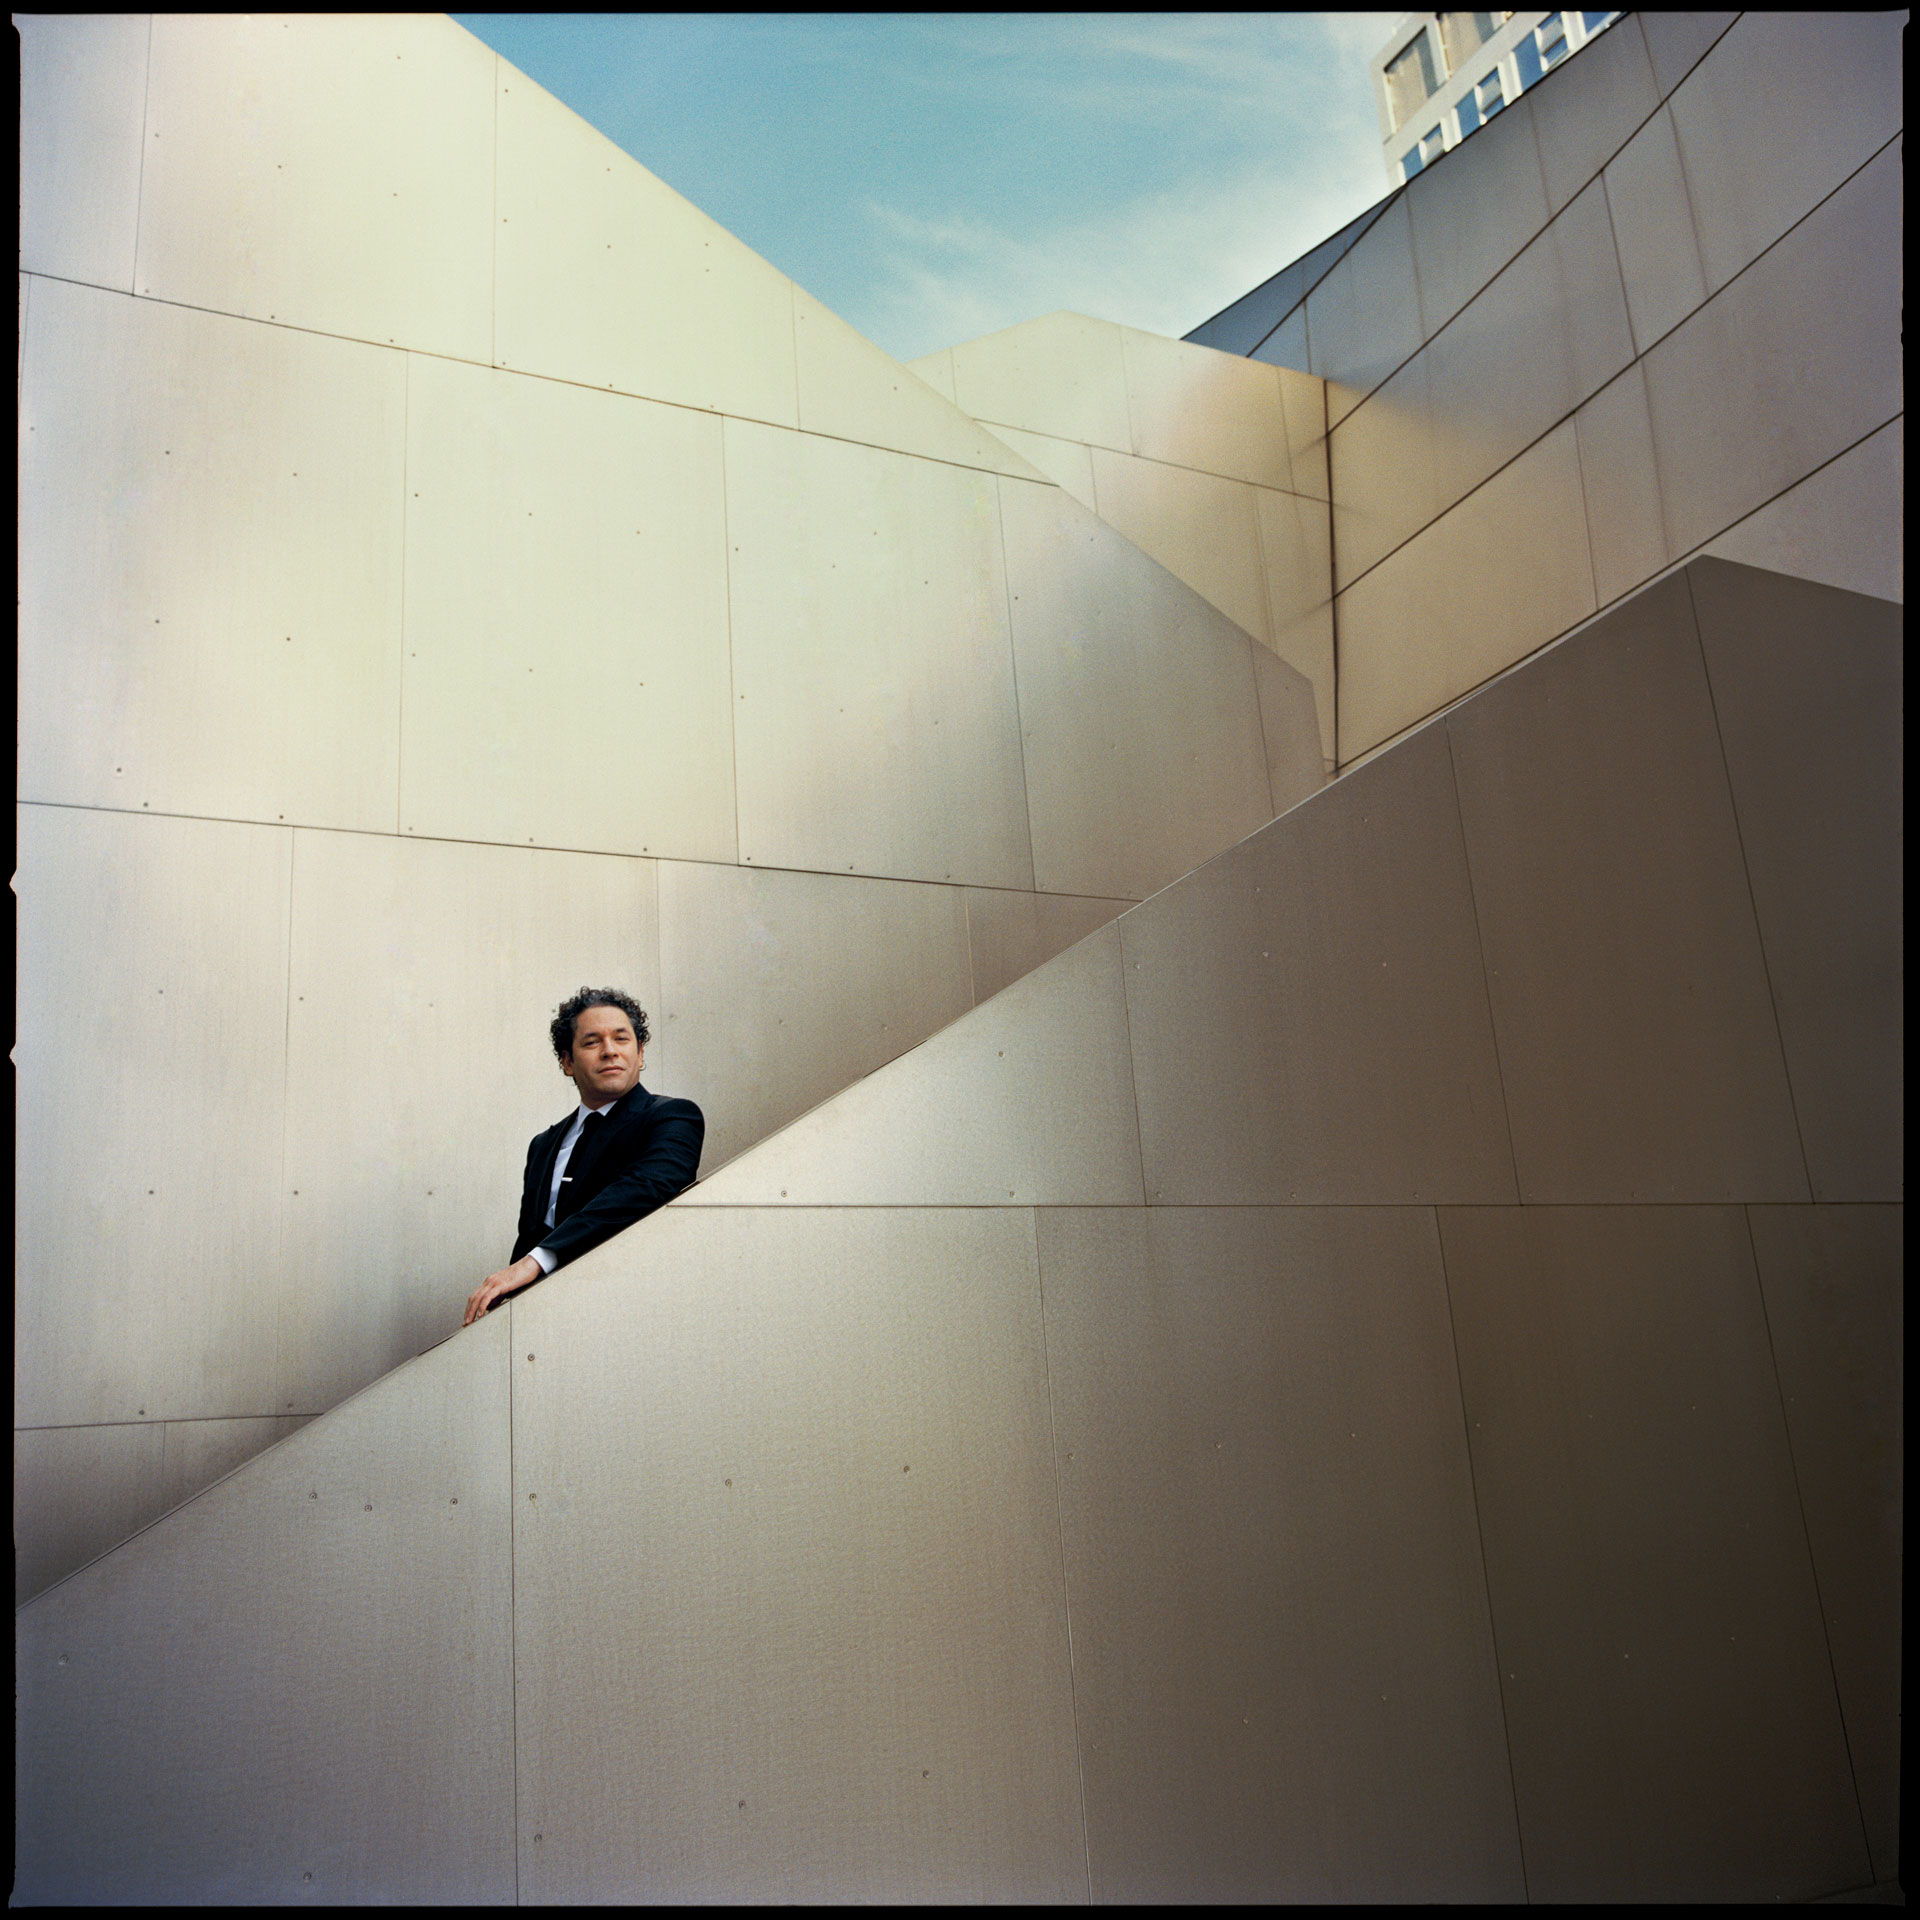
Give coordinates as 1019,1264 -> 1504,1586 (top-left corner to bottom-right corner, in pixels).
1249,303 -> 1310,380
1573,363 -> 1668,605
137,14 -> 494,360
1604,107 -> 1709,354
281,829 -> 660,1411
1121,726 -> 1517,1206
1439,1204 -> 1870,1902
973,422 -> 1098,505
1336,420 -> 1595,759
1746,1204 -> 1904,1882
659,859 -> 974,1173
17,14 -> 147,292
19,279 -> 406,830
946,309 -> 1133,452
494,64 -> 798,426
1276,362 -> 1329,499
1039,1206 -> 1523,1902
1089,448 -> 1274,646
511,1205 -> 1085,1904
683,926 -> 1144,1206
1690,561 -> 1903,1200
1000,480 -> 1272,900
400,354 -> 736,861
1699,418 -> 1904,605
1527,12 -> 1659,214
1306,193 -> 1423,427
1639,9 -> 1738,96
1644,145 -> 1903,563
1249,643 -> 1327,813
1445,571 -> 1808,1203
792,286 -> 1044,480
1328,352 -> 1441,592
14,1312 -> 518,1907
963,888 -> 1127,1005
1117,326 -> 1295,491
904,346 -> 956,402
1670,11 -> 1904,295
13,1423 -> 168,1608
1406,93 -> 1551,339
16,807 -> 292,1428
1254,487 -> 1336,765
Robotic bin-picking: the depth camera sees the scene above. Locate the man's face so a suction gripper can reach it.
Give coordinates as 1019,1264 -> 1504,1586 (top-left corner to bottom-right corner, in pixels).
562,1005 -> 644,1105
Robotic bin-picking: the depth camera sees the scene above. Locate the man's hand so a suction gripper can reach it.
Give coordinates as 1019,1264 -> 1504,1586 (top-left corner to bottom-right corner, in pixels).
464,1254 -> 545,1328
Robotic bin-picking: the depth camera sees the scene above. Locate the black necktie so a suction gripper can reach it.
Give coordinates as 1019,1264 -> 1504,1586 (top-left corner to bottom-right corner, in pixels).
559,1111 -> 605,1216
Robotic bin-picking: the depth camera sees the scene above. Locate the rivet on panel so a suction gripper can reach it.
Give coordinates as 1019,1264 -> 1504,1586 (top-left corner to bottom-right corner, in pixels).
738,1800 -> 747,1810
527,1354 -> 535,1362
57,1654 -> 68,1667
363,1503 -> 372,1512
724,1478 -> 732,1487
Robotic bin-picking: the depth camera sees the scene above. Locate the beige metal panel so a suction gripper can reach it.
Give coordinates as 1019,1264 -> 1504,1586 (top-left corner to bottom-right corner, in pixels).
1337,420 -> 1596,760
1639,9 -> 1738,96
684,927 -> 1143,1207
160,1414 -> 315,1507
16,806 -> 291,1429
19,279 -> 406,829
400,355 -> 736,862
1699,418 -> 1903,606
1275,362 -> 1329,499
1089,448 -> 1272,645
13,1424 -> 167,1608
1527,12 -> 1659,214
281,828 -> 659,1412
512,1205 -> 1085,1904
1250,643 -> 1328,811
904,345 -> 957,403
18,14 -> 147,291
1328,353 -> 1440,593
946,309 -> 1133,452
1604,107 -> 1710,354
1122,727 -> 1516,1205
1644,145 -> 1901,564
1671,12 -> 1904,295
725,419 -> 1033,889
1000,480 -> 1272,901
1254,487 -> 1336,766
1439,1205 -> 1869,1902
14,1312 -> 517,1907
657,859 -> 973,1174
1040,1206 -> 1522,1902
494,65 -> 798,426
1574,363 -> 1667,606
963,888 -> 1127,1005
791,286 -> 1046,480
974,422 -> 1098,506
1306,193 -> 1423,427
136,14 -> 493,360
1406,94 -> 1551,339
1690,561 -> 1902,1201
1117,326 -> 1293,491
1445,571 -> 1808,1203
1746,1205 -> 1904,1882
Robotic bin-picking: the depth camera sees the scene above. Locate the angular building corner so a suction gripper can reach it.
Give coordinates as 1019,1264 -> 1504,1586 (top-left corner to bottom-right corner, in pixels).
15,11 -> 1902,1906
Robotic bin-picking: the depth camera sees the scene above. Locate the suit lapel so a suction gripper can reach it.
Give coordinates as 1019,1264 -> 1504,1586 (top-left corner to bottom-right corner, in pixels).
558,1087 -> 651,1207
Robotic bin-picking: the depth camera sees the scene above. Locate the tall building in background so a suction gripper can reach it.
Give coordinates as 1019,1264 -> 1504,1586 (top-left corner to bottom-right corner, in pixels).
1375,9 -> 1622,183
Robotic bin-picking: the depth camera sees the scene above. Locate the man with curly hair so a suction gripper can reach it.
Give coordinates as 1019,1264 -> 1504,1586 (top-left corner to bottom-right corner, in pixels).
462,987 -> 704,1325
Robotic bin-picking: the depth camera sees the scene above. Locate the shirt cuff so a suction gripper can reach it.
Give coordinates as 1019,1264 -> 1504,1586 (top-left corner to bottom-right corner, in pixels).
528,1245 -> 559,1276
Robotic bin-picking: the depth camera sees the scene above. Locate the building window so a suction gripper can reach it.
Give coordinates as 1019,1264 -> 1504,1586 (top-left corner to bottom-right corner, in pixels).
1515,33 -> 1543,89
1402,148 -> 1426,183
1474,69 -> 1506,119
1437,10 -> 1501,70
1537,12 -> 1569,68
1419,128 -> 1448,167
1583,10 -> 1618,32
1384,30 -> 1442,130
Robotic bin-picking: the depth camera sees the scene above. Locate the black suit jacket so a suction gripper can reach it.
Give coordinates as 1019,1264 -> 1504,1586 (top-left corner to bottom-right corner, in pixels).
510,1082 -> 704,1273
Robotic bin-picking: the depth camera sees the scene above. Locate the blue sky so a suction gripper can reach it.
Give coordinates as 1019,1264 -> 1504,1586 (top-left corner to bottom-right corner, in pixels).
451,13 -> 1400,362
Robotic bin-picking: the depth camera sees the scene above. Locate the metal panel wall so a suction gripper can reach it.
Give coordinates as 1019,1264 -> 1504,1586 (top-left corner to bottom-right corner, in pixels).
962,887 -> 1128,1005
1116,326 -> 1295,491
1254,487 -> 1336,765
941,310 -> 1134,451
1525,11 -> 1659,216
1603,105 -> 1711,354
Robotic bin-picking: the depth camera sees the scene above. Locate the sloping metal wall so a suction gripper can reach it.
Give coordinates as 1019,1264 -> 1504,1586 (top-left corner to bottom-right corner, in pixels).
17,560 -> 1902,1902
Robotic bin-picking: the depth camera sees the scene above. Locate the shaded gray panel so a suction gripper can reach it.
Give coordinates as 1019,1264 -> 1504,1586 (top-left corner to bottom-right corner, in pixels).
1574,363 -> 1667,606
13,1423 -> 167,1608
685,927 -> 1144,1207
1406,95 -> 1551,340
1254,487 -> 1336,766
1439,1205 -> 1869,1902
659,859 -> 974,1173
1670,12 -> 1904,294
1689,562 -> 1903,1200
14,1315 -> 517,1906
1040,1207 -> 1522,1903
1604,107 -> 1710,354
513,1206 -> 1085,1904
1306,194 -> 1423,425
1445,572 -> 1808,1202
1249,301 -> 1309,376
964,888 -> 1127,1005
18,14 -> 148,291
15,807 -> 293,1428
1640,9 -> 1739,97
1747,1205 -> 1904,1883
1527,12 -> 1660,214
1000,480 -> 1273,902
1328,352 -> 1440,592
1249,642 -> 1326,815
1644,143 -> 1902,563
1122,726 -> 1516,1205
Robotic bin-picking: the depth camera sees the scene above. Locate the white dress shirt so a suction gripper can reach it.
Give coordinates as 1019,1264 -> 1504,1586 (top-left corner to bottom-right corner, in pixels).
528,1096 -> 621,1274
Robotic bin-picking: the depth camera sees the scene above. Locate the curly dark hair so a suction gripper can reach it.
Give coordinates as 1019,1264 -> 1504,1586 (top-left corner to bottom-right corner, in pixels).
549,987 -> 651,1063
